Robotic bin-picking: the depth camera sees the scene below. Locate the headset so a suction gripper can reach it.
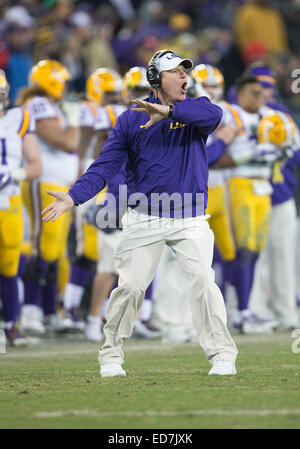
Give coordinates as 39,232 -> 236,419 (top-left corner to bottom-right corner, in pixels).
146,49 -> 176,90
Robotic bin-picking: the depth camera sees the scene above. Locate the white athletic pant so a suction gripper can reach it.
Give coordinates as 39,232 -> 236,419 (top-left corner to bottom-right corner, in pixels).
250,199 -> 298,327
99,209 -> 238,366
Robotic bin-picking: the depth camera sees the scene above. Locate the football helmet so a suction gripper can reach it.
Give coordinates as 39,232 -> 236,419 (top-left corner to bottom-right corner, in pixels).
257,111 -> 296,148
29,60 -> 70,100
191,64 -> 224,88
0,70 -> 9,109
0,70 -> 9,96
187,74 -> 210,99
86,68 -> 123,104
124,66 -> 148,89
191,64 -> 224,102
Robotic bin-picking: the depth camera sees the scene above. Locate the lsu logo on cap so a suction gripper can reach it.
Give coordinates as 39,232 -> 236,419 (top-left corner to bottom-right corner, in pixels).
166,53 -> 180,60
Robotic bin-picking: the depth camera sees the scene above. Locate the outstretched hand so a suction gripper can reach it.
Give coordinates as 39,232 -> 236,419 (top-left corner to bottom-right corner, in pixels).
41,189 -> 74,222
131,99 -> 170,129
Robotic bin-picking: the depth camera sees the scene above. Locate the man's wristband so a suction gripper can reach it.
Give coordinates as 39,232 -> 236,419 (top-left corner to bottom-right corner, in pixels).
168,105 -> 174,118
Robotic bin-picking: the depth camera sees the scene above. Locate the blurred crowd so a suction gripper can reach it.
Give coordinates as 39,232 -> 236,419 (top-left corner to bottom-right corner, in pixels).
1,0 -> 300,347
1,0 -> 300,118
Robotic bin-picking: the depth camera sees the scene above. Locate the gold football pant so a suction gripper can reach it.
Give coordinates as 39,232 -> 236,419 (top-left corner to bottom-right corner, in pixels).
206,184 -> 235,261
228,177 -> 271,252
0,194 -> 23,277
21,180 -> 72,262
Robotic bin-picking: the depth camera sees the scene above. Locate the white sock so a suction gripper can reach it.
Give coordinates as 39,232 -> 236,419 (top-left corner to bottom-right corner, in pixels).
100,298 -> 109,320
17,277 -> 24,305
241,309 -> 251,319
140,298 -> 152,322
64,283 -> 84,311
87,315 -> 101,324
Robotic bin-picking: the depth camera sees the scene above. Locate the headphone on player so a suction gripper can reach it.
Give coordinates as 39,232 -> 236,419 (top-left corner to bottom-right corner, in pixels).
146,49 -> 176,90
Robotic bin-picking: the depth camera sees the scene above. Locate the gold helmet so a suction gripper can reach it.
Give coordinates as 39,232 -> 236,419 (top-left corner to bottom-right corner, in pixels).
258,111 -> 296,147
86,72 -> 103,104
29,60 -> 70,100
191,64 -> 224,88
0,70 -> 9,97
124,66 -> 148,89
0,70 -> 9,110
86,68 -> 123,104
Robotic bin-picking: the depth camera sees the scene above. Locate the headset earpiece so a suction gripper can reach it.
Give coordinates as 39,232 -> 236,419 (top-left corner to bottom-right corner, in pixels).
146,63 -> 161,90
146,49 -> 175,90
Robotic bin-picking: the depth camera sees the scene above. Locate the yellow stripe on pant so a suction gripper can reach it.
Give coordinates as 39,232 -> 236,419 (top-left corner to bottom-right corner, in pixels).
0,194 -> 23,276
228,177 -> 271,252
206,184 -> 236,261
21,180 -> 72,263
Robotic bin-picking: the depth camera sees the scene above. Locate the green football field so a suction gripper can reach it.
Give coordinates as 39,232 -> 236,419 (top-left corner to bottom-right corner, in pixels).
1,332 -> 300,429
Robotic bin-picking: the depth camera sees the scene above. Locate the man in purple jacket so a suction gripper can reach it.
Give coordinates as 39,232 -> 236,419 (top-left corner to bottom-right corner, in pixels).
41,50 -> 238,377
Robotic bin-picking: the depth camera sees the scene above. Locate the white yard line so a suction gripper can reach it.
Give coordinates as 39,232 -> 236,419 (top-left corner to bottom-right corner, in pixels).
35,408 -> 300,419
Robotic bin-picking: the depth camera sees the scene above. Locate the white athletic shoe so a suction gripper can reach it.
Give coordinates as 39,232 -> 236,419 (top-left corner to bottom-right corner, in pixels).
19,305 -> 45,335
242,314 -> 278,334
44,314 -> 71,334
100,363 -> 126,378
209,360 -> 237,376
85,317 -> 104,342
5,326 -> 29,346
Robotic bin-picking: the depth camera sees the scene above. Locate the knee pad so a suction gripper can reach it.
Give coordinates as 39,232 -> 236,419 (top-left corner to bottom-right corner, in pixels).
46,261 -> 58,285
236,249 -> 257,265
71,255 -> 96,271
22,256 -> 48,287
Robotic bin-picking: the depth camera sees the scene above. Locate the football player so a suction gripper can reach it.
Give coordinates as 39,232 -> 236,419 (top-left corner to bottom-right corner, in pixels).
0,70 -> 42,345
247,65 -> 300,330
74,68 -> 126,341
214,77 -> 286,333
191,64 -> 238,265
57,69 -> 109,332
16,59 -> 80,334
84,67 -> 159,341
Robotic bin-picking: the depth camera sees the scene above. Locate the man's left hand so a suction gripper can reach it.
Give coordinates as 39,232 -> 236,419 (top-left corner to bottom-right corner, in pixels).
132,99 -> 170,129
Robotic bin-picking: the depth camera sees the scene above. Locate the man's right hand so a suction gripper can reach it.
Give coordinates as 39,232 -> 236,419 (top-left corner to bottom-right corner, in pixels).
215,124 -> 241,145
131,99 -> 170,129
41,190 -> 74,222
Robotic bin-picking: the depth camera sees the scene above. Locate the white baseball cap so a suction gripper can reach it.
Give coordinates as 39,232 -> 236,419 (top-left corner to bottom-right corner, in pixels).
155,51 -> 193,73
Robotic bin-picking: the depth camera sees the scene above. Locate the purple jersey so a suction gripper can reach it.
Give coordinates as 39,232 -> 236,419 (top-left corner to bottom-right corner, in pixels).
68,92 -> 222,217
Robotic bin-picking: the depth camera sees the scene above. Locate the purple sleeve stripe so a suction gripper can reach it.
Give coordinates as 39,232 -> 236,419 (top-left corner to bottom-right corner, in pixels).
17,109 -> 25,135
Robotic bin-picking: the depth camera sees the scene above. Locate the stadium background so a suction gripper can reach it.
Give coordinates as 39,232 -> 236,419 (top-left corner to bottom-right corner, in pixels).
1,0 -> 300,430
1,0 -> 300,203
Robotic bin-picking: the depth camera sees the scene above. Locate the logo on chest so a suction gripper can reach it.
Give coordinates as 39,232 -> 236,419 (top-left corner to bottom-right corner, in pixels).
139,121 -> 186,129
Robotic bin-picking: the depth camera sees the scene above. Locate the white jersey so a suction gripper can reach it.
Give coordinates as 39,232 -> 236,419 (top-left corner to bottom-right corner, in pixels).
95,104 -> 127,132
79,100 -> 102,169
26,96 -> 78,186
207,101 -> 234,187
0,107 -> 35,197
227,104 -> 275,179
82,103 -> 127,172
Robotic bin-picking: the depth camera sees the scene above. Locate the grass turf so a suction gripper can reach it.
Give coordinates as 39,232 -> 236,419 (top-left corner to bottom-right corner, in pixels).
0,333 -> 300,429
